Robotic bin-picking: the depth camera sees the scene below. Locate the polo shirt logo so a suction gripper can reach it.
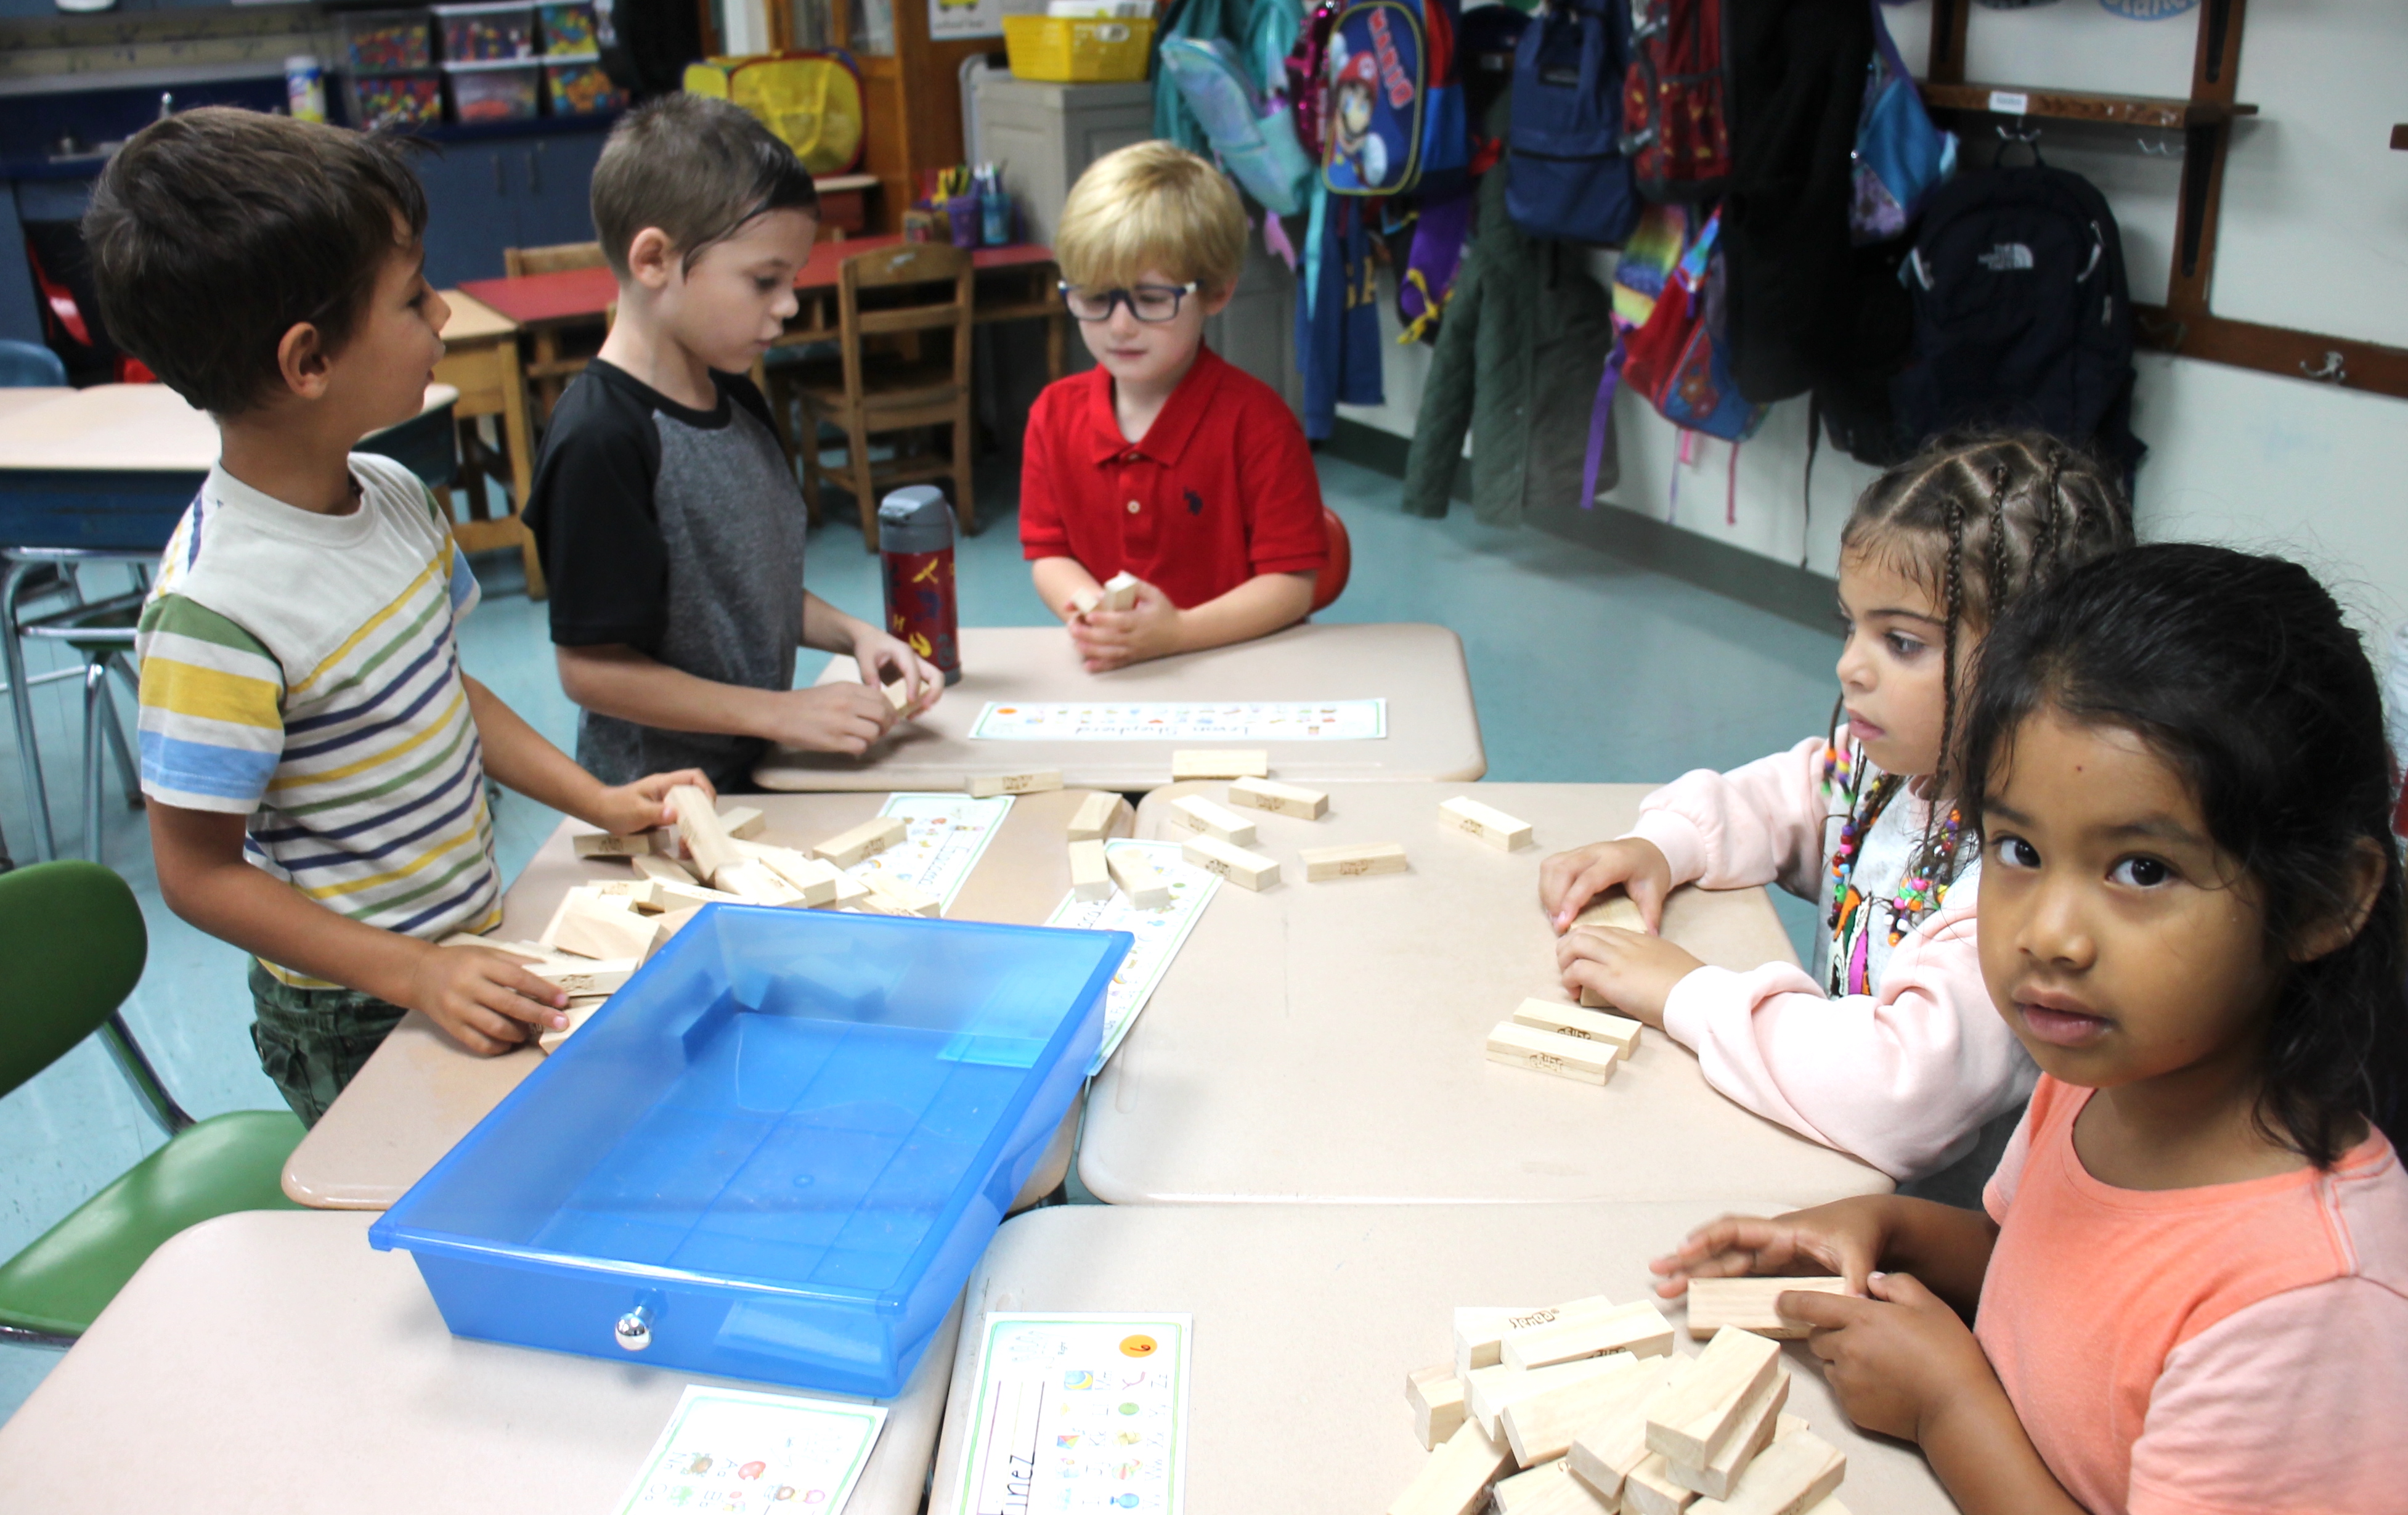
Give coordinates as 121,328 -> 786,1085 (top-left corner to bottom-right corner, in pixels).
1184,489 -> 1205,516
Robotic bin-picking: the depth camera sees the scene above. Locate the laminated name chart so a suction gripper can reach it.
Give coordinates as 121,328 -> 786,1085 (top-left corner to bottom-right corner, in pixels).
1045,840 -> 1220,1074
855,793 -> 1015,909
969,700 -> 1388,743
616,1385 -> 887,1515
948,1313 -> 1193,1515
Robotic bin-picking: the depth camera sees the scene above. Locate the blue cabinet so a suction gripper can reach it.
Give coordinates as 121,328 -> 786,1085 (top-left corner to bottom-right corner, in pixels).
413,124 -> 608,287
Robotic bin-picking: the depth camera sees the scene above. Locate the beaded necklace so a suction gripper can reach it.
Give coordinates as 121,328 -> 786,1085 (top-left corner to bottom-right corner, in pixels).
1821,741 -> 1967,996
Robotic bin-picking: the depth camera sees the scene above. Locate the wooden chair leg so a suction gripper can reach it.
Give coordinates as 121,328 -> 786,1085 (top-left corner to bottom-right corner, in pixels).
951,394 -> 976,535
847,410 -> 879,552
796,407 -> 824,525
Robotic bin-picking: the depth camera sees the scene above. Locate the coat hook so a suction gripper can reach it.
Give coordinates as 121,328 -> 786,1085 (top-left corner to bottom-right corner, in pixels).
2136,136 -> 2178,156
2300,351 -> 2347,384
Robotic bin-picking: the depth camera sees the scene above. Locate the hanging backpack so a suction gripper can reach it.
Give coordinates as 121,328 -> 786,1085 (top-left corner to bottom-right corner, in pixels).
1504,0 -> 1640,244
1620,206 -> 1767,441
1318,0 -> 1468,196
1849,0 -> 1955,243
1619,0 -> 1733,203
1890,151 -> 2142,478
1160,37 -> 1319,216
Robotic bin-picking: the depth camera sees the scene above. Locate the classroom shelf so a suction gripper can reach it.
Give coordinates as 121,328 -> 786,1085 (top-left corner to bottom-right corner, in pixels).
1917,81 -> 2258,131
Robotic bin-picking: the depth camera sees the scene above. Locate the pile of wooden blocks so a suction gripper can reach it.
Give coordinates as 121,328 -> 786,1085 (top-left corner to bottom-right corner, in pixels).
1063,790 -> 1192,912
1487,998 -> 1645,1088
1390,1288 -> 1849,1515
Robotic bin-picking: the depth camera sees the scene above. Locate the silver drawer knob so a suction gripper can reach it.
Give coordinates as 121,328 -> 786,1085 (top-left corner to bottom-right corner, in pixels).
614,1304 -> 653,1351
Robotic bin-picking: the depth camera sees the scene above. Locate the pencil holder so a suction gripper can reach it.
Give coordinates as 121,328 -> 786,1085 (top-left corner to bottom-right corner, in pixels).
946,193 -> 982,249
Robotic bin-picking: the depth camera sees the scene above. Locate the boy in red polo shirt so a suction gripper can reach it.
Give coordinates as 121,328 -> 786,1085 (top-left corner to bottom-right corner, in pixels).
1022,142 -> 1329,672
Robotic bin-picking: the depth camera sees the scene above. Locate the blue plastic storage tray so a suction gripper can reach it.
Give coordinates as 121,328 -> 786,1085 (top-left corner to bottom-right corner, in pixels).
368,905 -> 1127,1397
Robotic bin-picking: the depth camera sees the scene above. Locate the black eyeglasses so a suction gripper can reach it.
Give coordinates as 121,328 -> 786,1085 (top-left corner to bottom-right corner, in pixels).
1058,280 -> 1199,323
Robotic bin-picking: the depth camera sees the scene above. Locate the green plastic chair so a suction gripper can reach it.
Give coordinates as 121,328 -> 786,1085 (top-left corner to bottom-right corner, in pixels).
0,861 -> 305,1346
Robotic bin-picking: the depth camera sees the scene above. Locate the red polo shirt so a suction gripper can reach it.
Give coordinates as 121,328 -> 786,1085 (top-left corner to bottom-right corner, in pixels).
1020,345 -> 1328,609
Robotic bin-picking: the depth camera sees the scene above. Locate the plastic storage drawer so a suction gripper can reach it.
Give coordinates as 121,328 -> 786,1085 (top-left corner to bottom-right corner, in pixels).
444,60 -> 540,121
1001,16 -> 1153,82
369,905 -> 1127,1397
435,0 -> 537,60
340,8 -> 434,71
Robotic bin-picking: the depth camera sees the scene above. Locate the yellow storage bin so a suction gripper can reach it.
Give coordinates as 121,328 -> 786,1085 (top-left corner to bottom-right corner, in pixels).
1001,15 -> 1154,83
683,52 -> 864,174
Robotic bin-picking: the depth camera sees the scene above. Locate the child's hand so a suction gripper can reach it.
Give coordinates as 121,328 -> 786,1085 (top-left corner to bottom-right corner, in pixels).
1069,579 -> 1181,672
591,769 -> 713,835
1783,1272 -> 1999,1443
1540,838 -> 1674,933
851,628 -> 943,715
410,943 -> 569,1055
1649,1198 -> 1891,1297
1556,925 -> 1703,1027
760,684 -> 897,756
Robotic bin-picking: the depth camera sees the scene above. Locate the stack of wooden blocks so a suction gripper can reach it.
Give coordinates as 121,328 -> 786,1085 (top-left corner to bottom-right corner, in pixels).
1486,998 -> 1645,1088
1389,1283 -> 1850,1515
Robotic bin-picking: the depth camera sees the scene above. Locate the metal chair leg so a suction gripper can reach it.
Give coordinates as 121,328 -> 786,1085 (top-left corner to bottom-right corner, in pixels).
2,557 -> 59,862
100,651 -> 140,804
83,659 -> 107,862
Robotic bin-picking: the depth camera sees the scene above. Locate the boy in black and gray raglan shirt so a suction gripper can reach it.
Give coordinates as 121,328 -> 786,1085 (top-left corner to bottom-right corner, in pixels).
527,95 -> 940,792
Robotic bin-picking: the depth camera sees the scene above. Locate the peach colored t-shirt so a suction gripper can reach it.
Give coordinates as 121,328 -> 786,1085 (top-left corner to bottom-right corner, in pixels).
1978,1076 -> 2408,1515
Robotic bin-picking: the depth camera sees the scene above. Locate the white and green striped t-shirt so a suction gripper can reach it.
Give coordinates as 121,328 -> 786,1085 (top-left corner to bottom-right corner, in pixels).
136,454 -> 502,987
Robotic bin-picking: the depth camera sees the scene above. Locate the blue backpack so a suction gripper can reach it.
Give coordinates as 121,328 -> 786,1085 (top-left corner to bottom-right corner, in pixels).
1319,0 -> 1468,196
1160,36 -> 1319,216
1505,0 -> 1639,244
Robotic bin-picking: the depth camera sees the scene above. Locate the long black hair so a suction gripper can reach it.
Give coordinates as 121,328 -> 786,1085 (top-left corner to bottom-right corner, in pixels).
1961,542 -> 2407,1167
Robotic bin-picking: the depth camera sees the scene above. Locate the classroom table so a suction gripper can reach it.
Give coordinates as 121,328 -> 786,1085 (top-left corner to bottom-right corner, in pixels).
1076,782 -> 1888,1207
752,622 -> 1488,793
0,1211 -> 955,1515
281,786 -> 1134,1211
433,290 -> 545,596
926,1202 -> 1958,1514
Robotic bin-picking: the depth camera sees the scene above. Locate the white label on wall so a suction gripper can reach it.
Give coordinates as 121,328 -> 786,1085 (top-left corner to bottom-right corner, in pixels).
1988,90 -> 2030,116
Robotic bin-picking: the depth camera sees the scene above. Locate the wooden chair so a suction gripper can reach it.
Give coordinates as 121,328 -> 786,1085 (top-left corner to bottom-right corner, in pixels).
790,242 -> 977,551
431,291 -> 546,598
503,240 -> 608,422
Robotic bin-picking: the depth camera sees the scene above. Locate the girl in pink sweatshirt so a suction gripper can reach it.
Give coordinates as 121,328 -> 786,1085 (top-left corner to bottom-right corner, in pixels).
1539,431 -> 2131,1185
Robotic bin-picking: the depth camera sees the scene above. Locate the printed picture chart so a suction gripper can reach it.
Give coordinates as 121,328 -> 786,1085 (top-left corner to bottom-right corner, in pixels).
853,793 -> 1014,910
948,1313 -> 1193,1515
1044,840 -> 1219,1074
615,1385 -> 887,1515
969,700 -> 1388,743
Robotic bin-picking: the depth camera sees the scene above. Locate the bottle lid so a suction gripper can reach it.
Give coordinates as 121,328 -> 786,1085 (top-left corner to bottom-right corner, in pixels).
878,486 -> 953,552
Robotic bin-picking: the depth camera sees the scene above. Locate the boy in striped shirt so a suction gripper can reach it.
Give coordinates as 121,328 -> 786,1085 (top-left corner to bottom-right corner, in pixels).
87,109 -> 709,1122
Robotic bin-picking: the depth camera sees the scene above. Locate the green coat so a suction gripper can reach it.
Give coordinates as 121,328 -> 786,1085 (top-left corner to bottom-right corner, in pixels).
1402,149 -> 1618,523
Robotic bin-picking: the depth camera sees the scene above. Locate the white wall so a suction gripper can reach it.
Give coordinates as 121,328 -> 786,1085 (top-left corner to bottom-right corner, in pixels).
1340,0 -> 2408,626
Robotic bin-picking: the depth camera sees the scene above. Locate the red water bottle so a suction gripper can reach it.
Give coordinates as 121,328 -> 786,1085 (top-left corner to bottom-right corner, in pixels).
878,485 -> 961,685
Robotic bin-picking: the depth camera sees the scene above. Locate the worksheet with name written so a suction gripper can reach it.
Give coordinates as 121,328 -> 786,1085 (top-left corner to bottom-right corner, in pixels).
853,793 -> 1014,909
1044,840 -> 1219,1074
948,1313 -> 1193,1515
969,700 -> 1387,742
616,1385 -> 886,1514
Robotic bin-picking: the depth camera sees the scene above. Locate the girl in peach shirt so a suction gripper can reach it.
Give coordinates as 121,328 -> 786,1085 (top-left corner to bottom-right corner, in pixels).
1652,544 -> 2408,1515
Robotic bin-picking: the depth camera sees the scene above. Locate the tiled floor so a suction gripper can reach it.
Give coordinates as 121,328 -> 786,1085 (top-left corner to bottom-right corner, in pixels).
0,454 -> 1841,1423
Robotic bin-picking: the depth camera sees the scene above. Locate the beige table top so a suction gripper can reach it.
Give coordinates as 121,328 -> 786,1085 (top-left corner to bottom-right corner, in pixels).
0,385 -> 67,422
283,786 -> 1133,1209
1078,782 -> 1886,1207
0,382 -> 458,472
437,288 -> 521,342
929,1203 -> 1955,1514
753,623 -> 1486,793
0,1212 -> 954,1515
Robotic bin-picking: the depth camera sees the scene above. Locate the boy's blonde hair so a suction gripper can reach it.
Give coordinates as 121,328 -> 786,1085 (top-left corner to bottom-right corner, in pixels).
1056,142 -> 1246,297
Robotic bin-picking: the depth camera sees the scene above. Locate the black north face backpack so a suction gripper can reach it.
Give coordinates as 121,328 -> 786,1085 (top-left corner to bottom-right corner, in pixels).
1890,155 -> 2142,481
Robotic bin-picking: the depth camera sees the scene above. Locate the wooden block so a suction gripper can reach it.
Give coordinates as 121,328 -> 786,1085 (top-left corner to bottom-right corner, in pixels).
572,830 -> 655,857
1573,892 -> 1646,1009
1688,1430 -> 1843,1515
1065,790 -> 1122,841
552,894 -> 656,961
1227,774 -> 1328,819
1646,1327 -> 1784,1469
717,805 -> 765,839
537,999 -> 604,1055
670,785 -> 744,886
631,852 -> 699,885
811,815 -> 908,868
524,957 -> 635,997
1772,1414 -> 1807,1442
1456,1304 -> 1562,1380
1466,1354 -> 1634,1439
1439,794 -> 1534,851
1666,1371 -> 1789,1500
714,859 -> 807,906
1180,834 -> 1280,891
1513,999 -> 1643,1061
1385,1419 -> 1515,1515
823,868 -> 872,909
1683,1278 -> 1849,1341
1299,841 -> 1409,881
1503,1300 -> 1675,1371
882,677 -> 916,713
1070,587 -> 1103,616
1500,1352 -> 1655,1465
1167,794 -> 1258,847
1099,570 -> 1141,611
740,845 -> 842,906
967,768 -> 1064,798
1624,1453 -> 1697,1515
636,878 -> 740,915
1065,838 -> 1112,902
1171,748 -> 1271,781
1566,1355 -> 1696,1504
1798,1501 -> 1848,1515
1487,1021 -> 1617,1087
1493,1460 -> 1614,1515
1107,847 -> 1171,909
1406,1364 -> 1467,1452
862,870 -> 941,917
440,934 -> 556,963
641,905 -> 704,963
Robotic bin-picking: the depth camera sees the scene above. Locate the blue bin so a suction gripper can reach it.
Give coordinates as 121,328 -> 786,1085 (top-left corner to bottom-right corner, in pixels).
368,905 -> 1128,1396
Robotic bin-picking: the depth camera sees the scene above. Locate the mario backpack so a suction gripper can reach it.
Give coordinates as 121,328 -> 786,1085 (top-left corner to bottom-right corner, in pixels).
1319,0 -> 1468,196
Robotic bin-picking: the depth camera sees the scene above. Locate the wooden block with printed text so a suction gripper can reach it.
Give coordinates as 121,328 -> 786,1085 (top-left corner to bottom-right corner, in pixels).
1440,794 -> 1534,851
1457,1305 -> 1552,1379
669,785 -> 744,886
1107,847 -> 1172,909
552,893 -> 656,961
738,843 -> 842,905
1068,839 -> 1112,902
811,815 -> 908,868
1180,834 -> 1280,890
572,830 -> 655,858
1666,1370 -> 1789,1500
1385,1419 -> 1515,1515
1168,793 -> 1259,847
1300,841 -> 1409,881
1500,1352 -> 1655,1464
717,805 -> 765,839
1227,775 -> 1327,819
1566,1354 -> 1696,1504
1406,1363 -> 1467,1451
968,768 -> 1064,798
1688,1429 -> 1844,1515
1487,1022 -> 1617,1086
525,957 -> 636,997
1171,748 -> 1270,781
1513,999 -> 1643,1060
713,859 -> 807,906
1065,790 -> 1123,841
862,871 -> 941,917
1646,1327 -> 1784,1468
1684,1277 -> 1849,1341
1466,1353 -> 1635,1439
1503,1299 -> 1674,1371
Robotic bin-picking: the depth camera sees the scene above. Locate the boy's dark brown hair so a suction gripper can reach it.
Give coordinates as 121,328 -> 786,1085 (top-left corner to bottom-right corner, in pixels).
590,94 -> 819,277
84,107 -> 428,417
